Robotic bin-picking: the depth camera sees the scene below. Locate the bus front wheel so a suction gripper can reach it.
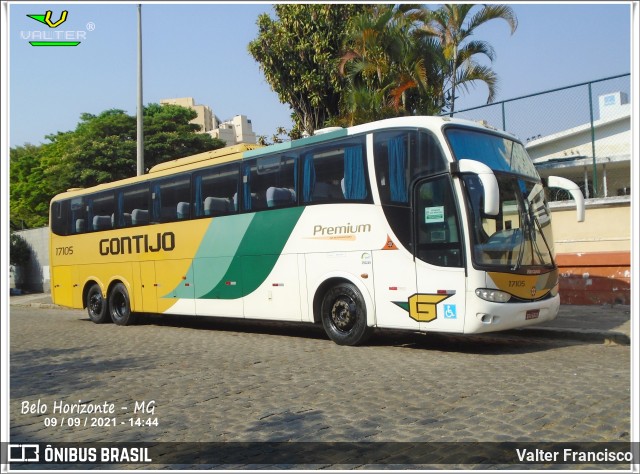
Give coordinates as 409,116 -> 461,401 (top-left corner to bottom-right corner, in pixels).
87,284 -> 110,324
109,283 -> 135,326
320,282 -> 372,346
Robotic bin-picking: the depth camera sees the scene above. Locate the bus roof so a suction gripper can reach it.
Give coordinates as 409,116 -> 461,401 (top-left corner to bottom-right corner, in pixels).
148,143 -> 264,173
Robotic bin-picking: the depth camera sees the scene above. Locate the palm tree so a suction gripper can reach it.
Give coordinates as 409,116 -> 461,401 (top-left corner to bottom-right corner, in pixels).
337,5 -> 441,124
420,4 -> 518,114
337,5 -> 398,123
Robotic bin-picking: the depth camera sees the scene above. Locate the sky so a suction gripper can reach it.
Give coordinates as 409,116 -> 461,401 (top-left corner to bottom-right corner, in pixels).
3,2 -> 634,149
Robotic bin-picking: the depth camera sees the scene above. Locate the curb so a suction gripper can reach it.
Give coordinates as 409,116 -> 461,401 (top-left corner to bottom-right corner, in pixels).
512,326 -> 630,346
11,302 -> 63,310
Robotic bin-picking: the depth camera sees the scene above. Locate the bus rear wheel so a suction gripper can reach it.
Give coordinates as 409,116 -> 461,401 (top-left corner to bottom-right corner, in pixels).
320,282 -> 372,346
109,283 -> 135,326
87,284 -> 110,324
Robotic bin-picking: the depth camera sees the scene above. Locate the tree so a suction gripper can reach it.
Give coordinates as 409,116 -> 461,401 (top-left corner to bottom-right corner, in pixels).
10,104 -> 225,228
248,4 -> 366,134
10,144 -> 52,228
40,110 -> 138,192
420,4 -> 518,114
143,104 -> 223,167
336,5 -> 444,125
10,232 -> 31,267
336,5 -> 401,125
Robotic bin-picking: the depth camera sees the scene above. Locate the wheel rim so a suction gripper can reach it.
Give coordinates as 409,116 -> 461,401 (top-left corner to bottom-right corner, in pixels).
89,292 -> 103,316
112,292 -> 127,319
330,295 -> 357,333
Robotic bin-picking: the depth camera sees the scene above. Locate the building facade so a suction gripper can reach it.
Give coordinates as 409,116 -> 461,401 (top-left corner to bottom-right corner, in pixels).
160,97 -> 214,134
527,91 -> 630,199
160,97 -> 256,146
526,92 -> 631,305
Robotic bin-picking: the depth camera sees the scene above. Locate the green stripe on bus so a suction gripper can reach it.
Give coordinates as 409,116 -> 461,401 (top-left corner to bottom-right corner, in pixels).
202,207 -> 304,299
165,207 -> 304,300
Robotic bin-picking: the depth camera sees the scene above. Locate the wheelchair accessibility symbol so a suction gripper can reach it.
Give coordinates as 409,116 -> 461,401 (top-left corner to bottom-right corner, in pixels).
444,304 -> 457,319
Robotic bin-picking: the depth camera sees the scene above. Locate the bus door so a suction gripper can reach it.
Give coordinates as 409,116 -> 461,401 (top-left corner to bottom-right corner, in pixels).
413,176 -> 466,332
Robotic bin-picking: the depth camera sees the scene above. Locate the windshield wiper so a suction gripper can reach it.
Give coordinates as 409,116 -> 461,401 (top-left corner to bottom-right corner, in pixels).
530,209 -> 555,267
512,202 -> 553,271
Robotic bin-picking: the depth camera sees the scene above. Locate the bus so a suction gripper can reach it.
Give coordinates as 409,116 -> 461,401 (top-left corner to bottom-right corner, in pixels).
49,116 -> 585,345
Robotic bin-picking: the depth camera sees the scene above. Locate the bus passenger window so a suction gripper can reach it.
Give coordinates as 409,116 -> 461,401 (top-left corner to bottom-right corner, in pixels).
301,136 -> 369,204
50,200 -> 70,236
117,184 -> 148,228
70,197 -> 87,234
300,151 -> 344,204
88,192 -> 115,232
193,163 -> 239,217
374,131 -> 413,205
242,154 -> 296,211
152,175 -> 191,223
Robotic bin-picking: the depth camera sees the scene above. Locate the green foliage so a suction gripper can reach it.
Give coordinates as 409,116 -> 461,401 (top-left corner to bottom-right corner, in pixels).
10,232 -> 31,266
144,104 -> 223,167
251,4 -> 517,128
420,4 -> 518,114
10,104 -> 226,228
248,4 -> 367,134
10,144 -> 53,228
336,5 -> 443,125
257,125 -> 304,146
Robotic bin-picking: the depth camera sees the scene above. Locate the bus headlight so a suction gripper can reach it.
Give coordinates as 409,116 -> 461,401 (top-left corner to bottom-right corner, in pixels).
475,288 -> 511,303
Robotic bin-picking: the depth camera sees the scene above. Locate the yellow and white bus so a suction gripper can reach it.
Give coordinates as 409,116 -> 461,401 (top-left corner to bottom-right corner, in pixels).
49,116 -> 585,345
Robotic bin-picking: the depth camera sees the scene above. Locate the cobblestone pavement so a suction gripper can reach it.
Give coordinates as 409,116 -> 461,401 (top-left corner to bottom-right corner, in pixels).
8,306 -> 632,469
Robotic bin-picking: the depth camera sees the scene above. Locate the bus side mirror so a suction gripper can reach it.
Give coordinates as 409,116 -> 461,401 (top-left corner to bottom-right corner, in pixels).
456,159 -> 500,216
546,176 -> 585,222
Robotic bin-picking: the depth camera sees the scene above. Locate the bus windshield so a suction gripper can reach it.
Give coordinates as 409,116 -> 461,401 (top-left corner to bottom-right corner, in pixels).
446,127 -> 538,178
462,174 -> 554,269
445,128 -> 554,270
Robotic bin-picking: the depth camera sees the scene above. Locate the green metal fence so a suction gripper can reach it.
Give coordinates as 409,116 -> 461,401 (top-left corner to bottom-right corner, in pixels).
447,73 -> 631,200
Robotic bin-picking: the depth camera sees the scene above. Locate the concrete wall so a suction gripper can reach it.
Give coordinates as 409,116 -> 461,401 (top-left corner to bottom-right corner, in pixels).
550,198 -> 630,305
550,197 -> 630,254
13,227 -> 50,293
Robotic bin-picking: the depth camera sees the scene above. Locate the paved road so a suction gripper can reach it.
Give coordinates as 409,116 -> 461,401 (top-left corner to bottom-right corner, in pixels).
8,305 -> 632,469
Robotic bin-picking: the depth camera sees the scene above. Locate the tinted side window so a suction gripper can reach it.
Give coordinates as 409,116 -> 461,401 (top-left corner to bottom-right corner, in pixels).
88,192 -> 116,232
374,130 -> 447,206
194,163 -> 240,217
50,200 -> 70,236
374,130 -> 416,205
70,197 -> 88,234
415,131 -> 447,179
152,175 -> 191,223
300,136 -> 370,205
241,154 -> 297,211
116,184 -> 149,228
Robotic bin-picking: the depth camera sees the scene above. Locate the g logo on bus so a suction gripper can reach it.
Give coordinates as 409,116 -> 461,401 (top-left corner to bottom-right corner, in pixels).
393,293 -> 453,323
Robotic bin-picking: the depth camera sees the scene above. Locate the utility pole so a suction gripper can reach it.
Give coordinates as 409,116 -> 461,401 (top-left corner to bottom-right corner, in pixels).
136,4 -> 144,176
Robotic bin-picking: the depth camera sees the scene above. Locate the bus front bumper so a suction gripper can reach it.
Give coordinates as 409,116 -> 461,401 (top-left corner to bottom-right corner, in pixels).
463,293 -> 560,334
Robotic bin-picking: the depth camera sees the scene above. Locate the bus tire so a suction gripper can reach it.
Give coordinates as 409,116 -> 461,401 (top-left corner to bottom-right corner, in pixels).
320,282 -> 372,346
109,283 -> 135,326
87,283 -> 110,324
